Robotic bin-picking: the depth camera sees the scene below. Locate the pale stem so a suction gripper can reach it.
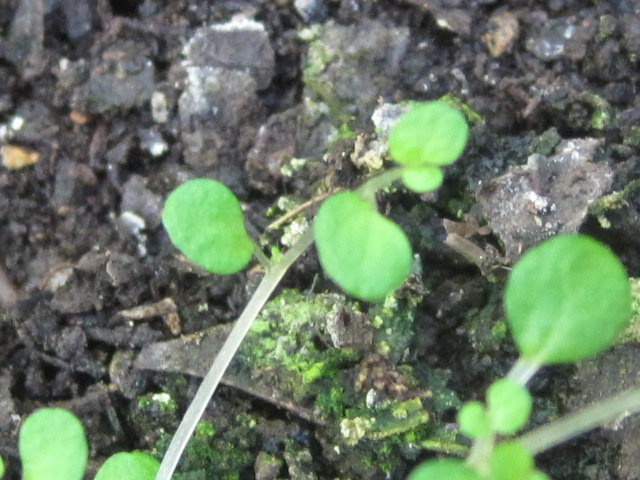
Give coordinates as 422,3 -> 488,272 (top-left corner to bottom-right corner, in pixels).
252,243 -> 271,269
154,229 -> 314,480
356,168 -> 403,205
465,435 -> 495,476
517,387 -> 640,455
506,358 -> 541,387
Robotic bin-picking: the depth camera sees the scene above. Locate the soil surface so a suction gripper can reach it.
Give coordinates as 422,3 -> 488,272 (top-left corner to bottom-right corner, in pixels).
1,0 -> 640,479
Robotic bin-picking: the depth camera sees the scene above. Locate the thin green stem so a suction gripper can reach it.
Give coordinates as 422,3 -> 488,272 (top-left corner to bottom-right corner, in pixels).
252,243 -> 271,269
154,229 -> 314,480
356,168 -> 403,206
465,435 -> 494,476
517,387 -> 640,455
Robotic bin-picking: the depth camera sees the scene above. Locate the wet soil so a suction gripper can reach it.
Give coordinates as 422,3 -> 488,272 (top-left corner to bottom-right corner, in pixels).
1,0 -> 640,479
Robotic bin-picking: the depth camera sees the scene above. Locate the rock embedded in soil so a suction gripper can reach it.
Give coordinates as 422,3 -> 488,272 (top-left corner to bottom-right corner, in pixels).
178,16 -> 275,186
182,16 -> 276,90
70,39 -> 156,114
301,19 -> 410,124
476,138 -> 612,263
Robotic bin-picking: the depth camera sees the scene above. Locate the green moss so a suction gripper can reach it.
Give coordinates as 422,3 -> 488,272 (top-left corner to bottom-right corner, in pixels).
623,126 -> 640,148
315,387 -> 348,418
156,416 -> 258,480
589,179 -> 640,229
438,94 -> 484,125
369,285 -> 424,364
239,290 -> 362,401
462,289 -> 508,355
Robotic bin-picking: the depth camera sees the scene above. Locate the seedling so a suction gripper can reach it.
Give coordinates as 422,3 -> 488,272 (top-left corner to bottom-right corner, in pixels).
408,234 -> 640,480
10,408 -> 158,480
156,100 -> 469,479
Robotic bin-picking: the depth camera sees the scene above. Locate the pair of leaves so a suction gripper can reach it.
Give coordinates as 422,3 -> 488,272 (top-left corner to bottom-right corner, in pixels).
458,379 -> 532,439
162,102 -> 469,301
391,101 -> 468,193
163,181 -> 413,302
19,408 -> 159,480
505,235 -> 631,365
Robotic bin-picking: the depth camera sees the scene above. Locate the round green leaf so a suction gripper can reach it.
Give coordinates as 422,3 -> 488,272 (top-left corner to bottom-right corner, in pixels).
95,452 -> 160,480
505,235 -> 631,365
162,179 -> 254,275
408,459 -> 482,480
457,401 -> 490,439
389,101 -> 469,168
486,379 -> 532,435
490,442 -> 534,480
313,192 -> 412,302
402,166 -> 444,193
19,408 -> 88,480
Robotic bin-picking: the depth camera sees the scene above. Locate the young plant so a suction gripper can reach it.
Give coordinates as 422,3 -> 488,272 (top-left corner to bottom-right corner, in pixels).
10,408 -> 158,480
156,100 -> 469,479
408,234 -> 636,480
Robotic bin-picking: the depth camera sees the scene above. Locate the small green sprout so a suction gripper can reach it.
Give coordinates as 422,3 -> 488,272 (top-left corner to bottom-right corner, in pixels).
162,179 -> 255,275
156,100 -> 469,480
408,235 -> 635,480
458,380 -> 531,439
19,408 -> 88,480
313,101 -> 468,298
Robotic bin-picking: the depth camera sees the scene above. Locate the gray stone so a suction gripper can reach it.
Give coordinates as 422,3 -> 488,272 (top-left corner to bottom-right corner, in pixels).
302,20 -> 410,124
476,138 -> 612,263
182,17 -> 275,90
72,40 -> 156,114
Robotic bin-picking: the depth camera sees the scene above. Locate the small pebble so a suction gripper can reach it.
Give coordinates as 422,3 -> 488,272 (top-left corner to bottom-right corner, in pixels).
1,144 -> 40,169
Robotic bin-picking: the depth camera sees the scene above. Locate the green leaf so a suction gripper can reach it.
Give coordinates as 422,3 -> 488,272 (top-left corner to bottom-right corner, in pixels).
486,379 -> 532,435
530,471 -> 552,480
505,235 -> 631,365
0,455 -> 5,479
490,442 -> 534,480
19,408 -> 88,480
457,401 -> 490,439
313,192 -> 412,302
402,166 -> 444,193
389,101 -> 469,168
162,179 -> 254,275
95,452 -> 160,480
407,459 -> 482,480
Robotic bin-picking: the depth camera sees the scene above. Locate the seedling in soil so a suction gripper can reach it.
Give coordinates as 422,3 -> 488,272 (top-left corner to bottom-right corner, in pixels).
13,408 -> 158,480
156,100 -> 469,479
408,234 -> 639,480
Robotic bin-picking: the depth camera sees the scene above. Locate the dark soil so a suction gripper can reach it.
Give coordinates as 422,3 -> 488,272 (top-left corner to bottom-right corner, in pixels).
1,0 -> 640,479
